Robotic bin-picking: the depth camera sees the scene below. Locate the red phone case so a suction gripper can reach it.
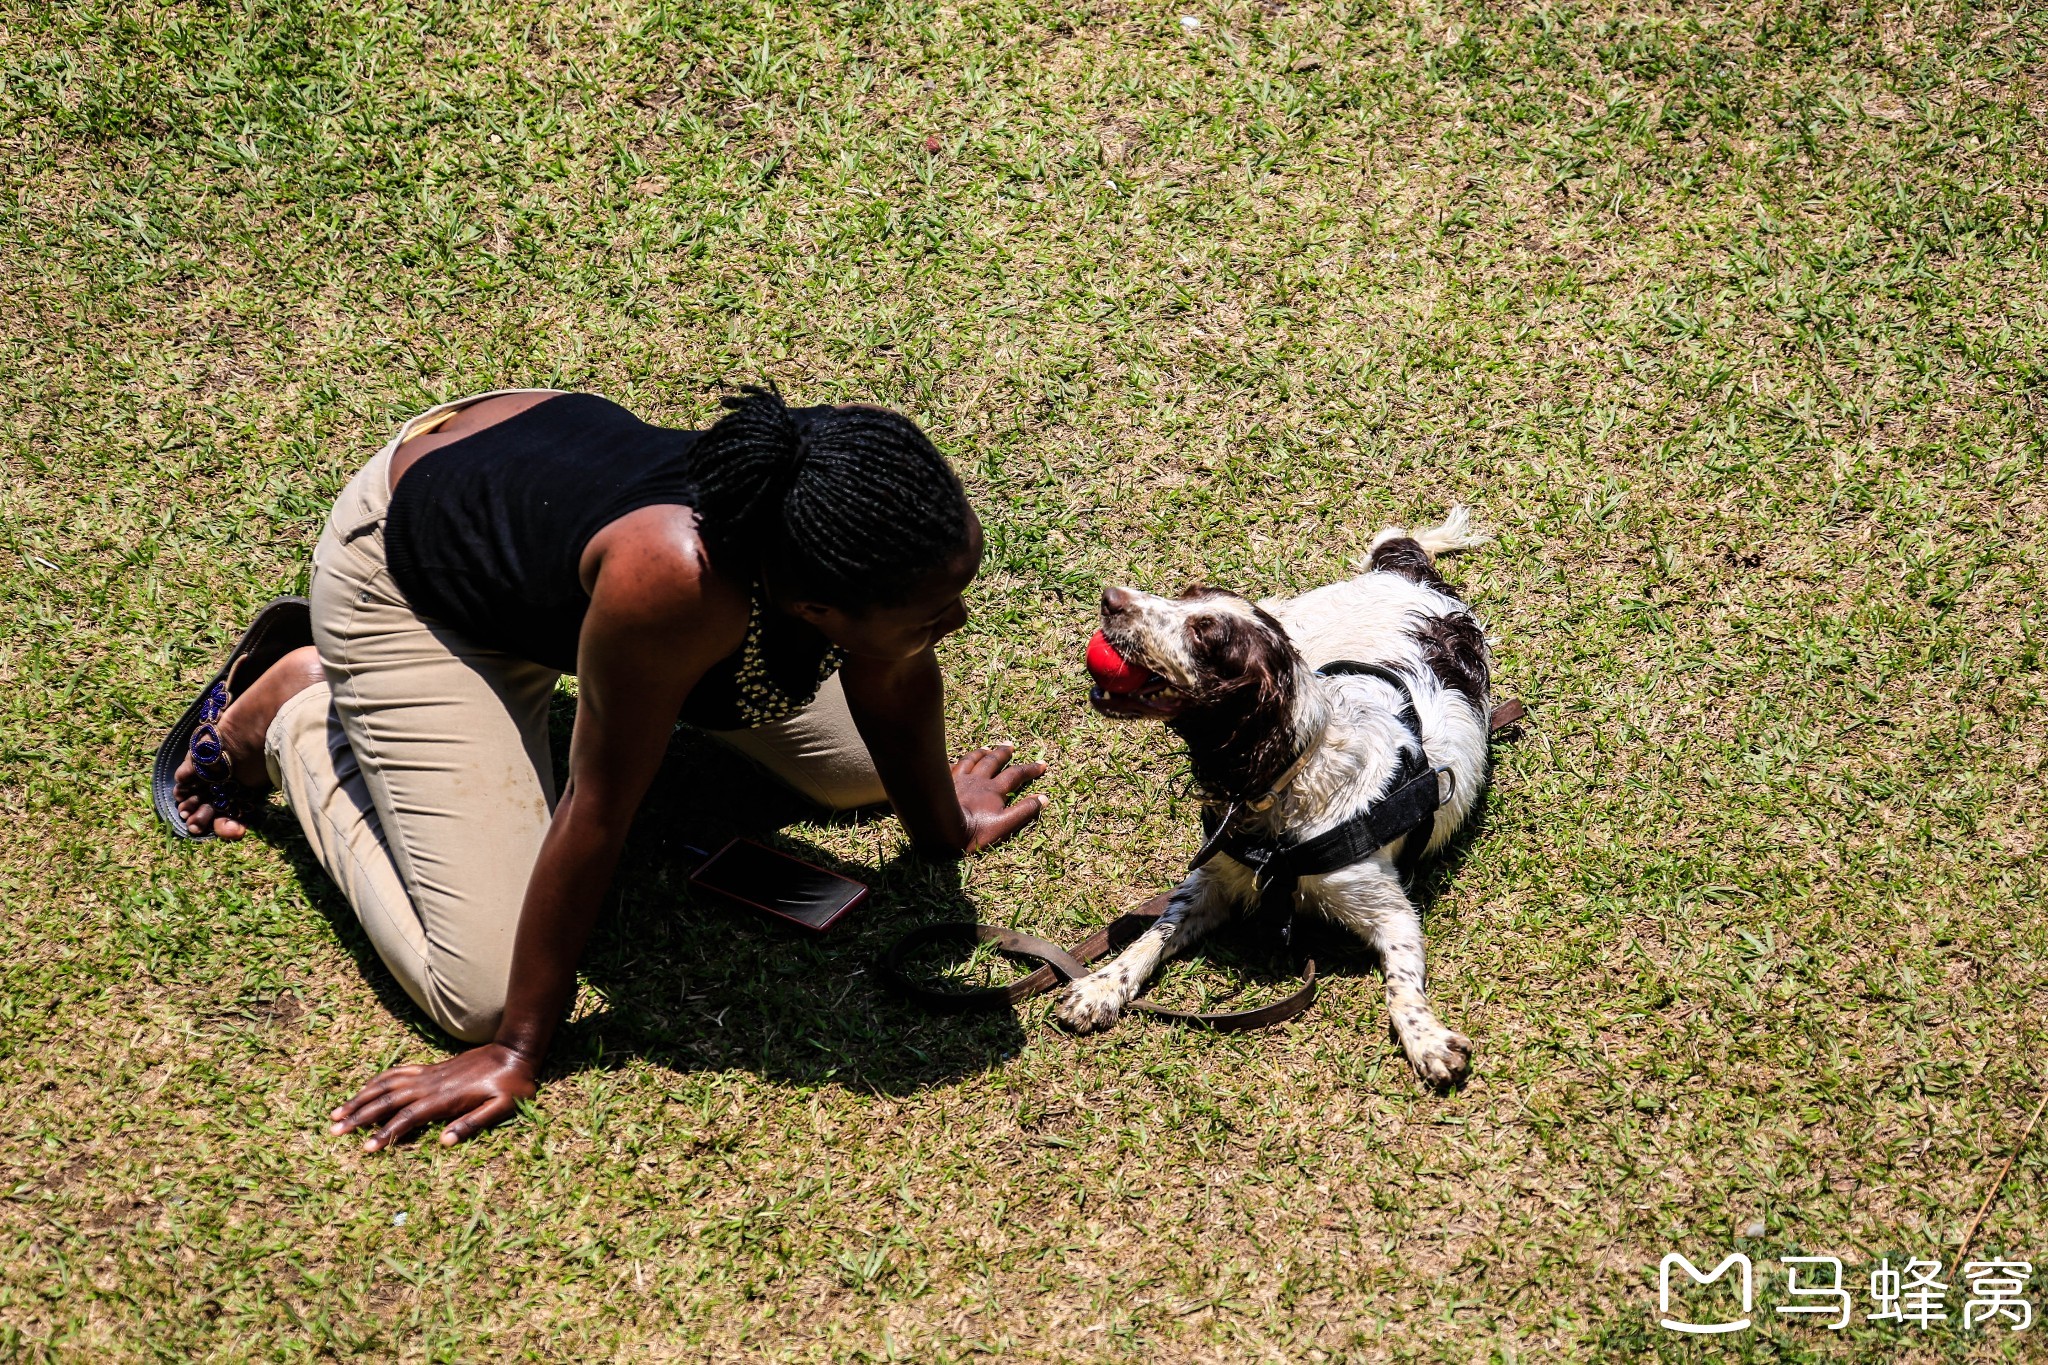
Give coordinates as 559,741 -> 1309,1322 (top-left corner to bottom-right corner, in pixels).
688,838 -> 868,934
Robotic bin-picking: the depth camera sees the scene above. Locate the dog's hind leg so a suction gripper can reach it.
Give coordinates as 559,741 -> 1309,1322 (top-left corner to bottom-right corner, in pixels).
1313,864 -> 1472,1085
1054,862 -> 1248,1034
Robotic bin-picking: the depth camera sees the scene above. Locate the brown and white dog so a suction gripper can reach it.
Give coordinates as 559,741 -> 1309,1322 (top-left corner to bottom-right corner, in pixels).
1060,510 -> 1494,1084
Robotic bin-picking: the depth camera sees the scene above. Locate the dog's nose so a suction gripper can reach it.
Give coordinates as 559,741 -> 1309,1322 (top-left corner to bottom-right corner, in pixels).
1101,585 -> 1135,618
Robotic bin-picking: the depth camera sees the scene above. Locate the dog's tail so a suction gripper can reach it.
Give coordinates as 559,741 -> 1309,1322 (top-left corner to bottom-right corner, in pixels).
1363,507 -> 1491,573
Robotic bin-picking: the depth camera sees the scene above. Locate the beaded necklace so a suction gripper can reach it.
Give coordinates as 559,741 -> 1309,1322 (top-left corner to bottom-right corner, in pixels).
729,590 -> 846,727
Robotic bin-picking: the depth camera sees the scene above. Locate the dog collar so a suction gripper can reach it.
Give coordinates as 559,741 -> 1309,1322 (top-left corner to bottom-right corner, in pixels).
1227,656 -> 1406,815
1240,709 -> 1329,815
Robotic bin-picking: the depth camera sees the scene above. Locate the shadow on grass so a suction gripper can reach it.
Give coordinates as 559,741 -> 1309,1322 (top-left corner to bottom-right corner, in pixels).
566,725 -> 1025,1096
270,698 -> 1024,1097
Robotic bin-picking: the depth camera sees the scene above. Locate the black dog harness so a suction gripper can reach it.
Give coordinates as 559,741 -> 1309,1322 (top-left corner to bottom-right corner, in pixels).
1190,661 -> 1454,942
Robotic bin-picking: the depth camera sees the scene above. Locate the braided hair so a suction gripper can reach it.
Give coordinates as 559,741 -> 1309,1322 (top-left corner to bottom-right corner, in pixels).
690,386 -> 972,609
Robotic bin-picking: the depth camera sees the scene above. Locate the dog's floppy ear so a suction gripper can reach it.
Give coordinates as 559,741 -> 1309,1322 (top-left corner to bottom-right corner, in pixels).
1188,602 -> 1302,706
1174,601 -> 1307,796
1239,604 -> 1303,707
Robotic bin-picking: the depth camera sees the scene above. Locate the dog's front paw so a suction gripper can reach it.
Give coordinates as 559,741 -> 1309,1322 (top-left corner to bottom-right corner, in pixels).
1055,974 -> 1126,1034
1404,1028 -> 1473,1086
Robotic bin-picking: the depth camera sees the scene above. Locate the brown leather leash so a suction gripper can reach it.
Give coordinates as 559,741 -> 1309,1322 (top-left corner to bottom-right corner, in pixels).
881,698 -> 1527,1032
879,893 -> 1318,1030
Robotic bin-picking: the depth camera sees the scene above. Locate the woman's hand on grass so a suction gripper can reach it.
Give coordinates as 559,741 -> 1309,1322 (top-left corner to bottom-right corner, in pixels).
329,1044 -> 538,1152
951,744 -> 1048,853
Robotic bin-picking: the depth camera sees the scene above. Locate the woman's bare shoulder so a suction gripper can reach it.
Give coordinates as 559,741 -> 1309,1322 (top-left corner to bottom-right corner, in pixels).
580,504 -> 746,634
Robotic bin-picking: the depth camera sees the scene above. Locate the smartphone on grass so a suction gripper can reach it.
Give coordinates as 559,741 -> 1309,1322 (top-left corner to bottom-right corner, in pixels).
688,838 -> 867,934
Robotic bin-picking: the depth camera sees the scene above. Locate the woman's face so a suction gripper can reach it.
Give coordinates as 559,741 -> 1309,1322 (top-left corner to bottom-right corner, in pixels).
783,514 -> 985,662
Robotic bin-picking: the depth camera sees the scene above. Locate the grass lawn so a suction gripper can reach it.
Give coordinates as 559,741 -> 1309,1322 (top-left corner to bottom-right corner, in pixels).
3,0 -> 2045,1358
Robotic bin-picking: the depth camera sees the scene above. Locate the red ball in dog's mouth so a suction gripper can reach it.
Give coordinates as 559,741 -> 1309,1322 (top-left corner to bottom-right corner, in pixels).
1087,631 -> 1189,718
1086,630 -> 1158,695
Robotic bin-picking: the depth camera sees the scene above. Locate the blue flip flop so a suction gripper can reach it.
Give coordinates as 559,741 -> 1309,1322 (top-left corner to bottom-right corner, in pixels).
150,597 -> 313,840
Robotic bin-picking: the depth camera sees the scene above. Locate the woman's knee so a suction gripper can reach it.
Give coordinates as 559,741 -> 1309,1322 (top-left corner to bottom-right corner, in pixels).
433,997 -> 503,1046
418,968 -> 506,1045
710,727 -> 885,811
803,765 -> 888,813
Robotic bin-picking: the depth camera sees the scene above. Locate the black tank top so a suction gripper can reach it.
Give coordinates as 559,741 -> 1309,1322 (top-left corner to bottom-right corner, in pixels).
382,392 -> 843,730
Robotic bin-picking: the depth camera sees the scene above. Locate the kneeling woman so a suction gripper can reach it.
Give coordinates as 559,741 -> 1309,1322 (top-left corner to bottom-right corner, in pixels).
157,387 -> 1045,1150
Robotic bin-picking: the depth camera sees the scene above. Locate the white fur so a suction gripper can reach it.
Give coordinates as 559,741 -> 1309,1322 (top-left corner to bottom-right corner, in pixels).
1060,511 -> 1493,1085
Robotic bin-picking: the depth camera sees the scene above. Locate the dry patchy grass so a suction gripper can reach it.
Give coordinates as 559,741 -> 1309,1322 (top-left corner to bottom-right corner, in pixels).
1,0 -> 2045,1360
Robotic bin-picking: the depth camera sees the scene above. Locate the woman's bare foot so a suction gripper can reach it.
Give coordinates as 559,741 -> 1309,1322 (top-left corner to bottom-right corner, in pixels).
174,644 -> 325,839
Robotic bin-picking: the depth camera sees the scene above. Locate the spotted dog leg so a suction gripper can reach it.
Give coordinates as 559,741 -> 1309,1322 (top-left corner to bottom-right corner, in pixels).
1054,861 -> 1249,1034
1314,863 -> 1472,1085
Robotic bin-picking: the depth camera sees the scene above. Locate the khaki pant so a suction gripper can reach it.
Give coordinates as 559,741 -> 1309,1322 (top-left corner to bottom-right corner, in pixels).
266,391 -> 884,1042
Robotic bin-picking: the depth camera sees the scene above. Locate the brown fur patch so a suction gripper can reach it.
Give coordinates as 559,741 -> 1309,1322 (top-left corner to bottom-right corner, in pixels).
1369,536 -> 1452,593
1409,610 -> 1490,706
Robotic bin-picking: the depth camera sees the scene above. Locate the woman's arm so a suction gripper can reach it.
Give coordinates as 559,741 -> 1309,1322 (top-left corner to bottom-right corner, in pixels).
330,510 -> 744,1150
839,649 -> 1046,856
486,541 -> 744,1071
